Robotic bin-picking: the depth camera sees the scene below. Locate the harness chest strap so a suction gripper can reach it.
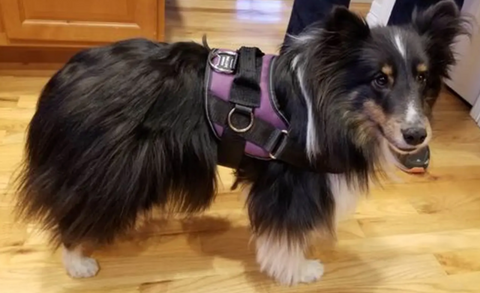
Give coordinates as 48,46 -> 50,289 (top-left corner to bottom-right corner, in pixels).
204,46 -> 316,171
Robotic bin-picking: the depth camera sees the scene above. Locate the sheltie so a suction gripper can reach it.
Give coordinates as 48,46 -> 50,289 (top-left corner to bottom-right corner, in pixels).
14,0 -> 468,286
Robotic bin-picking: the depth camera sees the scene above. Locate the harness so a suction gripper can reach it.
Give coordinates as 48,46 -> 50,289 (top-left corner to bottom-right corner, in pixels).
204,46 -> 314,171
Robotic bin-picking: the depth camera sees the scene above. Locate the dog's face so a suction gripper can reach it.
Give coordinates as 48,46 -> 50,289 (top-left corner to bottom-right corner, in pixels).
297,0 -> 467,157
345,0 -> 466,154
358,26 -> 435,154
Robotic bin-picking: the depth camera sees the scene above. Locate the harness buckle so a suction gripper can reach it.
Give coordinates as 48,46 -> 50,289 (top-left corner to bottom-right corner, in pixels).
269,130 -> 288,160
227,105 -> 254,133
208,49 -> 238,74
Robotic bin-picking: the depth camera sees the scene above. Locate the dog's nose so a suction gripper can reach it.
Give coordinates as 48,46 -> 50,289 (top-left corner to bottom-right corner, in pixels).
402,127 -> 427,146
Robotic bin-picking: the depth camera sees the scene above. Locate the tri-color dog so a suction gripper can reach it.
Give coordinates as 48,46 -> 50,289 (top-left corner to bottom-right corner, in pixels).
14,0 -> 468,285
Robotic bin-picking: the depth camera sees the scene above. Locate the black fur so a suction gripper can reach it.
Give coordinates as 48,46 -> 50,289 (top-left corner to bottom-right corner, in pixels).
15,40 -> 218,246
411,0 -> 471,110
14,0 -> 468,273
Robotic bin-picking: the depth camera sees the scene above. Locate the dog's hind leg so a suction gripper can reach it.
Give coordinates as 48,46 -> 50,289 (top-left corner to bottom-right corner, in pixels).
62,243 -> 99,278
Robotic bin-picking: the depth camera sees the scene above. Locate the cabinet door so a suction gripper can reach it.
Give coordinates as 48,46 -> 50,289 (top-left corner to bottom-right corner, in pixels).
0,5 -> 9,44
0,0 -> 158,44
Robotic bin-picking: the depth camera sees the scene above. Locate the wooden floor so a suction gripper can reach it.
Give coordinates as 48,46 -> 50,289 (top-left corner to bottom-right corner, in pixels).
2,1 -> 480,292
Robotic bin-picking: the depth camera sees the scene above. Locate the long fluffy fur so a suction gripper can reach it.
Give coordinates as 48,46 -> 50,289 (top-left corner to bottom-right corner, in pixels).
15,40 -> 219,247
14,0 -> 469,285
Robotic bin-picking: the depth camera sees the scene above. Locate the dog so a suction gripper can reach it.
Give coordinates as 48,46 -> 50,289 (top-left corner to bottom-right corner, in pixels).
14,0 -> 468,286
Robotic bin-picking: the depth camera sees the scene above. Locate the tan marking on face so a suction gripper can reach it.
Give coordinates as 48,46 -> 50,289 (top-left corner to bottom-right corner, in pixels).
382,65 -> 394,84
382,65 -> 393,76
364,100 -> 388,124
417,63 -> 428,72
363,100 -> 402,145
351,114 -> 375,147
351,101 -> 386,147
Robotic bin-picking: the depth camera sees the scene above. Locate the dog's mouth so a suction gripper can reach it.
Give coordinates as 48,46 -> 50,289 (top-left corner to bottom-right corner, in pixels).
368,116 -> 430,155
376,127 -> 425,155
386,141 -> 420,154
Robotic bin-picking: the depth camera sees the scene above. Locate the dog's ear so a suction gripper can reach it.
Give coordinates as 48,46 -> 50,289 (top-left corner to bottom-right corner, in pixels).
412,0 -> 469,77
323,6 -> 370,43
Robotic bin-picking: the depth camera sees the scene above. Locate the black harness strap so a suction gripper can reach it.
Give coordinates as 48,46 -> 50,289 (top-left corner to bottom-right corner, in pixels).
217,47 -> 264,169
209,97 -> 313,171
229,47 -> 263,108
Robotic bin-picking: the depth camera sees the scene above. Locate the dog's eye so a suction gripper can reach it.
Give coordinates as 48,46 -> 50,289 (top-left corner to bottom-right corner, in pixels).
373,74 -> 389,88
417,73 -> 427,83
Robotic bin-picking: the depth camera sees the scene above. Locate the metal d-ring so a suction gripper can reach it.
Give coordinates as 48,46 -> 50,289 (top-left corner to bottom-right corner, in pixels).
227,107 -> 254,133
208,49 -> 238,74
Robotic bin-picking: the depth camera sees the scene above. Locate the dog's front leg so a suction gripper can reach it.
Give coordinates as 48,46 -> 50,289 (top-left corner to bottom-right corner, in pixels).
254,232 -> 324,286
245,165 -> 334,286
62,243 -> 99,278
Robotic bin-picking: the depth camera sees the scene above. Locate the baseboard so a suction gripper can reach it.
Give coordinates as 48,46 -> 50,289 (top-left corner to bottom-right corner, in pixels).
0,46 -> 82,76
471,98 -> 480,126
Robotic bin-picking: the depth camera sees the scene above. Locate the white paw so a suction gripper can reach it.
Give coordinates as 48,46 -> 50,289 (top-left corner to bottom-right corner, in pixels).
65,256 -> 100,278
299,260 -> 324,283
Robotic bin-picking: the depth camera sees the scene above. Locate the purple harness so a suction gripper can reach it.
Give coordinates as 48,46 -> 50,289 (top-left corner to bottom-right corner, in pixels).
204,46 -> 313,171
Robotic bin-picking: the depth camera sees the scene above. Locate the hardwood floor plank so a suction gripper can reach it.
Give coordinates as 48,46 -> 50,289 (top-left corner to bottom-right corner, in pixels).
409,185 -> 480,214
354,198 -> 419,219
435,248 -> 480,275
134,272 -> 480,293
358,211 -> 480,237
314,229 -> 480,264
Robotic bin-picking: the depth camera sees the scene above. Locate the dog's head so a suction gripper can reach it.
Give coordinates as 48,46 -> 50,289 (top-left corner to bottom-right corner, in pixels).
289,0 -> 469,169
353,0 -> 469,154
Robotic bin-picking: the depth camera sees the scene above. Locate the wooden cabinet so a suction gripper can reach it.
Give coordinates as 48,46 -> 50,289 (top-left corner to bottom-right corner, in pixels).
0,3 -> 5,43
0,0 -> 164,46
0,5 -> 3,32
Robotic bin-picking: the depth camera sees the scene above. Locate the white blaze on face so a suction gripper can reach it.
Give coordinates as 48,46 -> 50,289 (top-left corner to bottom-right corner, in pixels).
405,101 -> 421,123
394,33 -> 406,59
